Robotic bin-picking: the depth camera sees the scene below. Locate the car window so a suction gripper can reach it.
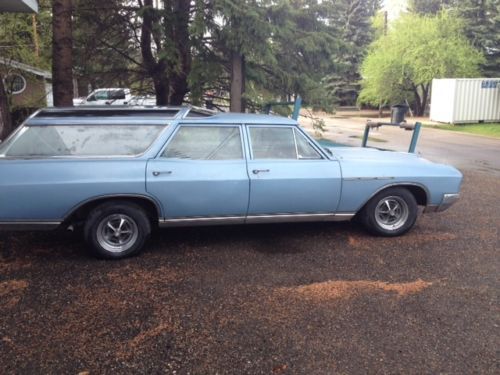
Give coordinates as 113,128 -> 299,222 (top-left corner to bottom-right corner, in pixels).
91,91 -> 108,101
162,126 -> 243,160
0,125 -> 164,157
109,90 -> 126,100
249,127 -> 297,159
295,129 -> 322,159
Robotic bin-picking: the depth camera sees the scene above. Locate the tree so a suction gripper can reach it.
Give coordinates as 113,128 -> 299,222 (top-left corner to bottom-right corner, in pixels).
0,0 -> 51,138
451,0 -> 500,77
325,0 -> 381,106
359,13 -> 484,115
52,0 -> 74,106
408,0 -> 454,15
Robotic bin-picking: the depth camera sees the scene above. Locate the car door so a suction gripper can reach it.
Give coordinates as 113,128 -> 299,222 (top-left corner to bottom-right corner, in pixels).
246,125 -> 342,220
146,124 -> 250,224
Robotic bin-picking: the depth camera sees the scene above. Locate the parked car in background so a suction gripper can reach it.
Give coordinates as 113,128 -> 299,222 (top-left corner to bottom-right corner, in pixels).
0,107 -> 462,259
73,88 -> 132,106
128,95 -> 157,106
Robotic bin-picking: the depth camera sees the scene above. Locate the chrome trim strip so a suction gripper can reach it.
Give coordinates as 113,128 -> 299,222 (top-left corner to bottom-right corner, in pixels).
0,221 -> 62,231
159,213 -> 355,227
246,213 -> 354,223
63,194 -> 163,221
159,216 -> 245,227
344,176 -> 396,181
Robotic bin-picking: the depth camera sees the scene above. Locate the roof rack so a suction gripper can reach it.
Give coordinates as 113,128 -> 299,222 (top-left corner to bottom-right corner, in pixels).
32,105 -> 217,120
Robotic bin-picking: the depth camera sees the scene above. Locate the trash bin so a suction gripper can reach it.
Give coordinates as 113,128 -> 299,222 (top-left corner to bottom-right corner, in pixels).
391,104 -> 408,124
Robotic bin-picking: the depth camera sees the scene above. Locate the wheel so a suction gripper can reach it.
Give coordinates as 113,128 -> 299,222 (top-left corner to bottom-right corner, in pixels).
361,187 -> 418,237
84,201 -> 151,259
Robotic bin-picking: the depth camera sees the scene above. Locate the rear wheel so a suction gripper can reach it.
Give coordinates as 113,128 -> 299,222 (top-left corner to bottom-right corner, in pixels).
84,201 -> 151,259
361,187 -> 418,236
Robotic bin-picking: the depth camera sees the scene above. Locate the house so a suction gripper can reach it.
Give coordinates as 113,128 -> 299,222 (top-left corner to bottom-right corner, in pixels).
0,57 -> 53,108
0,0 -> 38,13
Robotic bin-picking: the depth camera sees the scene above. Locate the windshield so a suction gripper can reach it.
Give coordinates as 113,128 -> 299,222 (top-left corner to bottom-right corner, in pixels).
0,125 -> 165,158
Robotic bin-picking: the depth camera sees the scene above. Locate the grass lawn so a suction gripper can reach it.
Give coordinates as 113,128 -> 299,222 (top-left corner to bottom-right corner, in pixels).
424,123 -> 500,138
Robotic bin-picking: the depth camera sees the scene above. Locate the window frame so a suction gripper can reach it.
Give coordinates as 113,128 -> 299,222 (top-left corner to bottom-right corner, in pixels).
5,73 -> 27,95
159,123 -> 246,161
246,125 -> 325,161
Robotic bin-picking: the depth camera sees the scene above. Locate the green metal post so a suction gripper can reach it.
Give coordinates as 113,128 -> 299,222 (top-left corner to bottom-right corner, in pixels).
292,96 -> 302,120
362,124 -> 370,147
408,122 -> 421,153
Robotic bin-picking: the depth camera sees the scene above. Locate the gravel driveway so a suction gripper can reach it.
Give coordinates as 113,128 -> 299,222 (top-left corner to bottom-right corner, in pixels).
1,170 -> 498,374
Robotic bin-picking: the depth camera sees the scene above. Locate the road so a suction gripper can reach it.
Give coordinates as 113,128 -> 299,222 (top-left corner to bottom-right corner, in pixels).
301,114 -> 500,176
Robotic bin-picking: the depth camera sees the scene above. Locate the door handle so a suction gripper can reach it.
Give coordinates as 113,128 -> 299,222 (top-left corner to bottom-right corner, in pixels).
152,171 -> 172,177
252,169 -> 270,175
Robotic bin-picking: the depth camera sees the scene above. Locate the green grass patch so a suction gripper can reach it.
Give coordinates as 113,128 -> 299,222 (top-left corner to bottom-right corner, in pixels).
423,123 -> 500,138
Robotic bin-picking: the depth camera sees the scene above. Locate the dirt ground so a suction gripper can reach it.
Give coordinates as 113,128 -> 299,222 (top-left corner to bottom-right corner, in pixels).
0,170 -> 499,374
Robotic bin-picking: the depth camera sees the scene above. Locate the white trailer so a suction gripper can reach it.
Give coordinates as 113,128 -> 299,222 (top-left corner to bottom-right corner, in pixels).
430,78 -> 500,124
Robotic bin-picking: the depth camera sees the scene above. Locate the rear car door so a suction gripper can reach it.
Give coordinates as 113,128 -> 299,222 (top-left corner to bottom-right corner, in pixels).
146,124 -> 249,223
246,125 -> 342,219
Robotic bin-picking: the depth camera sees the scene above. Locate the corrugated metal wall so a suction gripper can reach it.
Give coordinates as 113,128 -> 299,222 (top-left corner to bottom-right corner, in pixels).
431,78 -> 500,124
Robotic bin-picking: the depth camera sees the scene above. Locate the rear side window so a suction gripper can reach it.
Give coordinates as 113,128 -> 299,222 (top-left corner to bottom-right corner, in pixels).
0,125 -> 164,157
162,126 -> 243,160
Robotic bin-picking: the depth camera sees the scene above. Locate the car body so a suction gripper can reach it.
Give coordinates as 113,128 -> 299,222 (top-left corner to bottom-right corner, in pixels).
73,88 -> 132,106
0,106 -> 462,258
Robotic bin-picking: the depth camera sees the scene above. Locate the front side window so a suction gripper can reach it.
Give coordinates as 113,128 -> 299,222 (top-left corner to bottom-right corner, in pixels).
0,125 -> 164,157
249,126 -> 322,160
163,126 -> 243,160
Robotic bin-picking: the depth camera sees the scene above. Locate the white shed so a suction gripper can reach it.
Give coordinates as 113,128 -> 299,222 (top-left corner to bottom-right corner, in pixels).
430,78 -> 500,124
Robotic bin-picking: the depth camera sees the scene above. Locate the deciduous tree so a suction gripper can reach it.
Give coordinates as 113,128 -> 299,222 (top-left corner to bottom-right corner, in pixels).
359,13 -> 484,115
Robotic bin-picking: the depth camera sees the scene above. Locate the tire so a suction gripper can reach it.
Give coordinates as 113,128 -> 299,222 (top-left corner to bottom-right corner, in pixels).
84,201 -> 151,259
360,187 -> 418,237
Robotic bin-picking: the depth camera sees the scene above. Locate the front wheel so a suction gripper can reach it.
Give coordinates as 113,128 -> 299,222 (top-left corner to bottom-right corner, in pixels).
84,201 -> 151,259
360,187 -> 418,237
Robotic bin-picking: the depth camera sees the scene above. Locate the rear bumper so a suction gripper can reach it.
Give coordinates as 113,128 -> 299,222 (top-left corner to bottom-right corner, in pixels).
424,193 -> 460,213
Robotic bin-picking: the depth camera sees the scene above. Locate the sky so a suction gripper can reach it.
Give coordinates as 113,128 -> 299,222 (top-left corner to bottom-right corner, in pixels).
383,0 -> 409,20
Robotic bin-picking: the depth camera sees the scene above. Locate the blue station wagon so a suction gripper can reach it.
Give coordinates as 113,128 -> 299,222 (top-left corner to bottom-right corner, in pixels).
0,107 -> 462,258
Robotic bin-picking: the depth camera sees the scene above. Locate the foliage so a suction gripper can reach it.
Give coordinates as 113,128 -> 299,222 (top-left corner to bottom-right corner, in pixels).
325,0 -> 381,106
451,0 -> 500,78
0,0 -> 52,69
408,0 -> 454,15
359,12 -> 484,115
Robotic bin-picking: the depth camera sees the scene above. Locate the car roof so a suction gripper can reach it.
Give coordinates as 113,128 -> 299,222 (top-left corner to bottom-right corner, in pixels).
25,106 -> 298,126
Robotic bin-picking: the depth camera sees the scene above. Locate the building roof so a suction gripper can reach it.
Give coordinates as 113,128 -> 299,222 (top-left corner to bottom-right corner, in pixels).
0,57 -> 51,79
0,0 -> 38,13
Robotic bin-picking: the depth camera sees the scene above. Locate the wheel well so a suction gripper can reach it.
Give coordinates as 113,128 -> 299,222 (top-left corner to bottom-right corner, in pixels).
402,185 -> 428,206
359,184 -> 428,214
65,196 -> 160,226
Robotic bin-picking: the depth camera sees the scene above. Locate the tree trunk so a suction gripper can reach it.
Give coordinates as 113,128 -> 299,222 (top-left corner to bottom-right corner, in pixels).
153,75 -> 170,105
0,75 -> 12,140
420,83 -> 430,116
169,0 -> 191,105
230,51 -> 245,113
52,0 -> 74,107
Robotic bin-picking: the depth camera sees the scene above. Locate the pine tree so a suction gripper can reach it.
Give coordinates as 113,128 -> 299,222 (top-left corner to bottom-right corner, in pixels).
325,0 -> 381,106
452,0 -> 500,77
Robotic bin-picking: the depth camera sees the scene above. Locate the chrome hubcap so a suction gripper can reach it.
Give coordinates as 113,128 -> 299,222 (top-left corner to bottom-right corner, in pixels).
96,214 -> 138,253
374,196 -> 409,231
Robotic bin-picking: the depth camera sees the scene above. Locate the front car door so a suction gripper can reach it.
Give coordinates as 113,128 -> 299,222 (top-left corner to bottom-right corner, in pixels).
245,125 -> 342,222
146,124 -> 250,226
